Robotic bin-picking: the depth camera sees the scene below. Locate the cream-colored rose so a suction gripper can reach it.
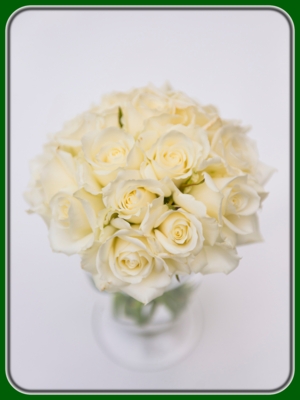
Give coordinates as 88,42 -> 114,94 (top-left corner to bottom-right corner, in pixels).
51,112 -> 104,156
139,196 -> 239,276
88,105 -> 120,128
25,148 -> 78,225
80,225 -> 117,275
40,149 -> 78,202
49,191 -> 91,255
120,86 -> 171,137
49,188 -> 104,255
81,127 -> 135,186
154,209 -> 204,257
92,85 -> 171,138
166,178 -> 220,246
102,170 -> 171,223
191,242 -> 240,275
165,181 -> 240,275
187,172 -> 262,247
211,123 -> 255,171
24,145 -> 57,225
51,103 -> 123,155
143,129 -> 210,184
92,228 -> 171,304
97,84 -> 221,138
210,122 -> 274,185
144,86 -> 221,129
75,155 -> 102,195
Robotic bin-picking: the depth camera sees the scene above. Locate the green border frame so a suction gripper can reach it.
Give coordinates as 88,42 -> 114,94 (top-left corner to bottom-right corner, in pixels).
3,2 -> 296,397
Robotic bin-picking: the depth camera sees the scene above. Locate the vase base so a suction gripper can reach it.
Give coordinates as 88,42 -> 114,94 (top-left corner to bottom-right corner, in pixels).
91,294 -> 204,372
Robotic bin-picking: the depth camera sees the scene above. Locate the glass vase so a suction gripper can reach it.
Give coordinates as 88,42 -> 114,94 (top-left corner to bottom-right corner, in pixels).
91,273 -> 204,371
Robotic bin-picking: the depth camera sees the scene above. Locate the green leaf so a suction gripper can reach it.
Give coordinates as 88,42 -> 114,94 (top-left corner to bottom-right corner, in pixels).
118,107 -> 123,128
163,196 -> 172,205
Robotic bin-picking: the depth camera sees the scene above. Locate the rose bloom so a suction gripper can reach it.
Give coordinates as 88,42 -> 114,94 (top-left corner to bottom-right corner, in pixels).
102,170 -> 171,223
49,187 -> 104,255
186,172 -> 263,247
92,227 -> 171,304
25,84 -> 273,303
81,127 -> 135,186
141,127 -> 210,184
210,122 -> 274,185
25,149 -> 78,225
140,191 -> 240,276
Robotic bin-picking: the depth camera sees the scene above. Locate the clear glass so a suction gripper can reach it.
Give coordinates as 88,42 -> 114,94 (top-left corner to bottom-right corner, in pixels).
91,274 -> 204,371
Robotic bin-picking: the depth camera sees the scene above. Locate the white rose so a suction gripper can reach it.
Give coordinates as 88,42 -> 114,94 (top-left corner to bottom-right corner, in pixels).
49,188 -> 104,255
211,122 -> 275,186
192,242 -> 240,275
25,149 -> 79,226
153,209 -> 204,257
49,191 -> 92,255
80,225 -> 117,275
102,170 -> 171,223
137,119 -> 210,150
140,88 -> 221,130
166,178 -> 220,246
40,149 -> 78,203
51,104 -> 122,155
24,145 -> 57,225
187,172 -> 262,247
94,84 -> 221,139
92,85 -> 171,137
75,154 -> 102,195
211,122 -> 259,175
93,228 -> 171,304
81,127 -> 135,186
52,112 -> 104,156
140,196 -> 239,276
89,105 -> 121,129
121,86 -> 171,136
143,129 -> 209,184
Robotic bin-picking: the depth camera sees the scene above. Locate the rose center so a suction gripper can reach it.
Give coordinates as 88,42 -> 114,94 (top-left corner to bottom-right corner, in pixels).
171,221 -> 190,244
117,251 -> 147,276
58,201 -> 70,220
227,191 -> 248,214
51,196 -> 72,228
123,189 -> 143,209
95,144 -> 127,164
161,147 -> 186,167
124,257 -> 139,269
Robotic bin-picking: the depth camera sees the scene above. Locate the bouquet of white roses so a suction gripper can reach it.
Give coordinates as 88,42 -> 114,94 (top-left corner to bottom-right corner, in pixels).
25,84 -> 273,304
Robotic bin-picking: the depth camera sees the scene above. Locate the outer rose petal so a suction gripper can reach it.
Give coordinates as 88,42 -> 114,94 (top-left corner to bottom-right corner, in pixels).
49,192 -> 94,255
236,214 -> 264,245
49,222 -> 94,255
187,176 -> 223,222
76,156 -> 102,195
74,188 -> 105,231
195,244 -> 240,275
40,150 -> 77,203
102,169 -> 171,223
121,264 -> 172,304
81,225 -> 117,273
81,242 -> 100,274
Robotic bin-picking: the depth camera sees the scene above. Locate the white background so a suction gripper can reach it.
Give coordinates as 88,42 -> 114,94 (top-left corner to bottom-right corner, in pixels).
9,8 -> 292,392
